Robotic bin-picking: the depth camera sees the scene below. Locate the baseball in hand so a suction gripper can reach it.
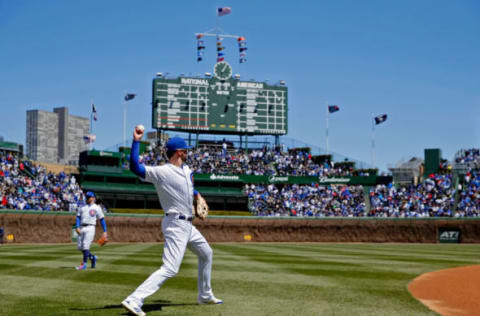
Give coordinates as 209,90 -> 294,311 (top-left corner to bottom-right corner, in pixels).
136,124 -> 145,133
133,124 -> 145,141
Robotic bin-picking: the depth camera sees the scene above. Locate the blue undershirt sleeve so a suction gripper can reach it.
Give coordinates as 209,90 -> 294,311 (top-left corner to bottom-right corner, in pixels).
100,218 -> 107,232
191,173 -> 199,197
130,140 -> 146,178
76,216 -> 81,228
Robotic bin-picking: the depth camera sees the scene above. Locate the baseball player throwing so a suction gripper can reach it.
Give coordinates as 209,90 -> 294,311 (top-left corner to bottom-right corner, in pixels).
121,126 -> 222,316
75,191 -> 107,270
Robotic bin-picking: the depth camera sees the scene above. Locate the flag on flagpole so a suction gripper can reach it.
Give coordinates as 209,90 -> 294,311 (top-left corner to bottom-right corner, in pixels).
125,93 -> 136,101
374,114 -> 388,125
237,36 -> 247,64
217,7 -> 231,16
92,104 -> 97,121
83,134 -> 96,144
328,105 -> 340,113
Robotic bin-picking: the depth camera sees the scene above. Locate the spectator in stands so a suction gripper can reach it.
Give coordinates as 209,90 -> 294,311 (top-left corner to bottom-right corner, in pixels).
455,148 -> 480,170
140,145 -> 355,178
456,148 -> 480,164
0,152 -> 86,212
369,174 -> 455,218
456,171 -> 480,217
245,183 -> 366,217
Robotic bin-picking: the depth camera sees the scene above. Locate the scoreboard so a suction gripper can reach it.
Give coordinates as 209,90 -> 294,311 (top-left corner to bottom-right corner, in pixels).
152,62 -> 288,135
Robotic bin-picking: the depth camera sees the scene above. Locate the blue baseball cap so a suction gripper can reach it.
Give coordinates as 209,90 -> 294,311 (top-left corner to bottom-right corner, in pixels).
85,191 -> 96,198
166,137 -> 191,151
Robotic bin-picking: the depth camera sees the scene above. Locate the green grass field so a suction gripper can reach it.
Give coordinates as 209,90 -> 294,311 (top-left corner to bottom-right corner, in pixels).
1,243 -> 480,316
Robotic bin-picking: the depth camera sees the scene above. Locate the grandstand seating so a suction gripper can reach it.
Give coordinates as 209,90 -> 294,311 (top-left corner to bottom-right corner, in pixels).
369,174 -> 454,218
140,145 -> 357,177
2,142 -> 480,217
0,152 -> 87,212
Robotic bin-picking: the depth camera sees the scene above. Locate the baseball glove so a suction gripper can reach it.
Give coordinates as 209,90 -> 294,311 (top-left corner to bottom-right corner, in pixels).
194,195 -> 209,220
97,235 -> 108,246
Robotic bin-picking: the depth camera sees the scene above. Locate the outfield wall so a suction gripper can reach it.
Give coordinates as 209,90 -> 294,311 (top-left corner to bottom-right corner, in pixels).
0,210 -> 478,243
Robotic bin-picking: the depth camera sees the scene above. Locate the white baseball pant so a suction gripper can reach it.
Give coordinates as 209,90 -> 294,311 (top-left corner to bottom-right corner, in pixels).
77,225 -> 95,250
127,215 -> 214,304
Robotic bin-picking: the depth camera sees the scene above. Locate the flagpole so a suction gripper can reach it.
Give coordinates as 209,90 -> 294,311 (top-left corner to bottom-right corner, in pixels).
325,101 -> 329,155
89,100 -> 94,150
216,7 -> 219,32
90,111 -> 93,136
90,99 -> 93,135
123,97 -> 127,149
216,7 -> 220,63
371,113 -> 376,169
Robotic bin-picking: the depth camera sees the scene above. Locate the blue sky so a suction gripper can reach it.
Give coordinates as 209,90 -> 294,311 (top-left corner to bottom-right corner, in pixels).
1,0 -> 479,171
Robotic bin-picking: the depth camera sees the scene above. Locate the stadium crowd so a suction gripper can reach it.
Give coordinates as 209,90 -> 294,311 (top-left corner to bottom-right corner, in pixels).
245,183 -> 366,217
245,174 -> 457,218
456,171 -> 480,217
0,152 -> 86,212
368,174 -> 455,217
139,145 -> 354,177
3,142 -> 479,218
455,148 -> 480,165
132,144 -> 480,218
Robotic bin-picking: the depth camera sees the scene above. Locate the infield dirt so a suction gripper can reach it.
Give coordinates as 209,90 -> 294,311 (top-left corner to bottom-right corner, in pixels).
409,265 -> 480,316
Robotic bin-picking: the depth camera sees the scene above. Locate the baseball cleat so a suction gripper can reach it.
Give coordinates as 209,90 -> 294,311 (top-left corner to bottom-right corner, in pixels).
75,263 -> 87,270
91,255 -> 97,269
197,296 -> 223,305
122,299 -> 146,316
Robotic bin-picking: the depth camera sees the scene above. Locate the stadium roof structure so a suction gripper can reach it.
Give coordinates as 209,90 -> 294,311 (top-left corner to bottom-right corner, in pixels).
389,157 -> 424,170
0,141 -> 22,153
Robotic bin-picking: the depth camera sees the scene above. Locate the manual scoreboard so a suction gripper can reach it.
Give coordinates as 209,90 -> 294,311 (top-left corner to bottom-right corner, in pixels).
152,62 -> 288,135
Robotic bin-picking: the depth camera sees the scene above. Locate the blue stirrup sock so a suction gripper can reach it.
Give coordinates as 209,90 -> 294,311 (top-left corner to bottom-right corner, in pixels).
82,250 -> 90,264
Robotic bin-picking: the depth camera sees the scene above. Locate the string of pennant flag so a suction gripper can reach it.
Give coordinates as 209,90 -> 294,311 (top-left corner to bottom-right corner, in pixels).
216,35 -> 224,62
238,36 -> 247,63
196,7 -> 247,64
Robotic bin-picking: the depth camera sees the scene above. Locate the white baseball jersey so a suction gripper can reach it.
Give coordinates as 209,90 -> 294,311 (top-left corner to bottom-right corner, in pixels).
126,162 -> 218,306
77,203 -> 105,226
143,163 -> 194,216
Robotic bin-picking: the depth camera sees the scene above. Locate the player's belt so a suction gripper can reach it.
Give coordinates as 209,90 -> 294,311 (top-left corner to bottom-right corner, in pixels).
166,213 -> 193,222
81,224 -> 95,227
